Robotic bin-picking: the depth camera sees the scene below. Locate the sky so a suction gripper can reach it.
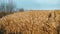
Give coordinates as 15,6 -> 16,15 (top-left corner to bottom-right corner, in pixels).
0,0 -> 60,10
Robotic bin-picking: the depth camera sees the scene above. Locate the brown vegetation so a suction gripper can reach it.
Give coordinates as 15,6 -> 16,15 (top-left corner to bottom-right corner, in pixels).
0,10 -> 60,34
0,12 -> 14,18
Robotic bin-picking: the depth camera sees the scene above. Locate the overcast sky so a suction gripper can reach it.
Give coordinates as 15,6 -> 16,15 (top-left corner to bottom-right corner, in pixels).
0,0 -> 60,10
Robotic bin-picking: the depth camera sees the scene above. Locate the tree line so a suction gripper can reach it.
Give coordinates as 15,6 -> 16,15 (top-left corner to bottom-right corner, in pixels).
0,0 -> 24,18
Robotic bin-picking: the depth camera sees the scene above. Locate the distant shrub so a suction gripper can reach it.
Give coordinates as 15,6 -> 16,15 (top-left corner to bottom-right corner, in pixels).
19,8 -> 24,12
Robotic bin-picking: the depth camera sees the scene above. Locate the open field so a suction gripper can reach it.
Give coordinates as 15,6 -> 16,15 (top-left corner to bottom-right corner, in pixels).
0,10 -> 60,34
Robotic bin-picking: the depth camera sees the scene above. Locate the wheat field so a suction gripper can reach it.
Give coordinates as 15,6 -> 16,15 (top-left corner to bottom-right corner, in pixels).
0,10 -> 60,34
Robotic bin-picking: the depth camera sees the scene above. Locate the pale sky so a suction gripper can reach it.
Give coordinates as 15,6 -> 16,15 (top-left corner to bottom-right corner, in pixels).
0,0 -> 60,10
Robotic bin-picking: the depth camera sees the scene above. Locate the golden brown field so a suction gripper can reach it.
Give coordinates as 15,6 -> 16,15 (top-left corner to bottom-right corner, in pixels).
0,10 -> 60,34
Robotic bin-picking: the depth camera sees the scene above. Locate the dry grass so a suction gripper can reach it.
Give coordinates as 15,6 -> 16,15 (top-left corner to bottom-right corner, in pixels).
0,10 -> 60,34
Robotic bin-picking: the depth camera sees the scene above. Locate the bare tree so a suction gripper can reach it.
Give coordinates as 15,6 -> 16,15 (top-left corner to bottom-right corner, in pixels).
0,0 -> 16,18
6,3 -> 15,12
0,3 -> 6,12
0,0 -> 16,12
